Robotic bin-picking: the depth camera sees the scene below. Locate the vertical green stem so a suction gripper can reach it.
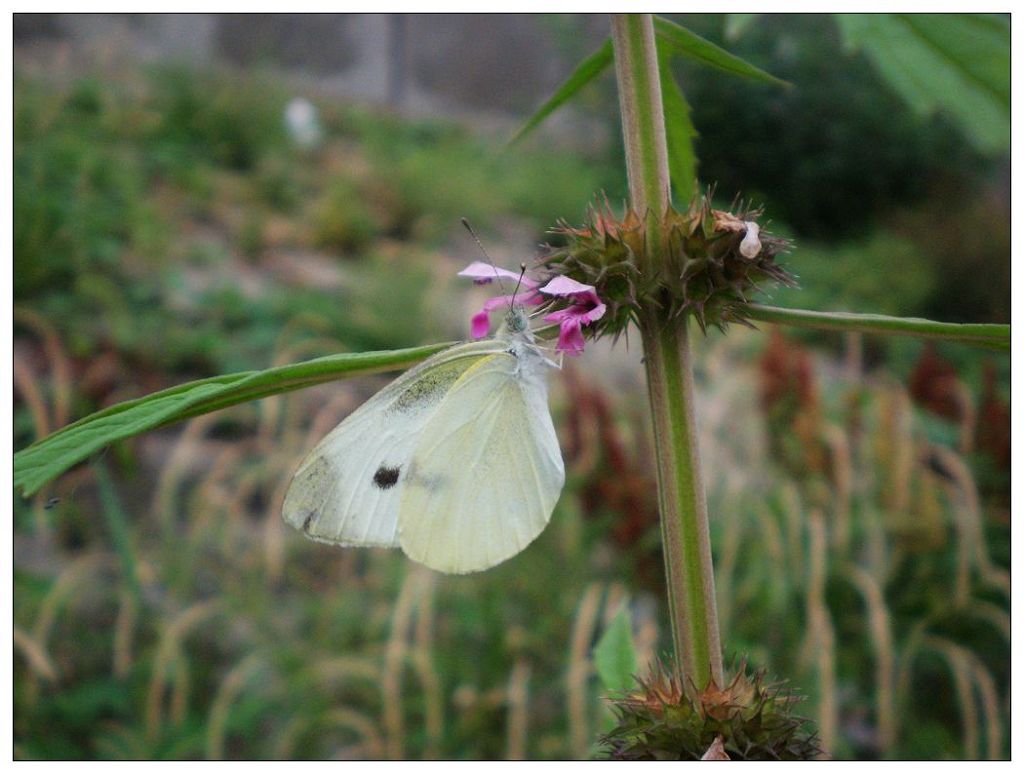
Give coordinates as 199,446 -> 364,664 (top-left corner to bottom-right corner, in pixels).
611,13 -> 723,690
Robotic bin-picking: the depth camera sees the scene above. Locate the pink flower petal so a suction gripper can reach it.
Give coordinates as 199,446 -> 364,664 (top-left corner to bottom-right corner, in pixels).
544,303 -> 604,324
543,308 -> 574,324
459,261 -> 539,288
579,301 -> 606,324
470,310 -> 491,339
468,289 -> 544,338
555,319 -> 586,356
539,275 -> 596,297
483,291 -> 543,314
545,303 -> 605,355
482,294 -> 515,313
539,276 -> 606,354
539,276 -> 603,310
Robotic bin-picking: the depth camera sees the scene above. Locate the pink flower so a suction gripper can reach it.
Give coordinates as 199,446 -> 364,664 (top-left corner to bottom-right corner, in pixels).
539,276 -> 606,356
459,262 -> 543,338
459,263 -> 605,354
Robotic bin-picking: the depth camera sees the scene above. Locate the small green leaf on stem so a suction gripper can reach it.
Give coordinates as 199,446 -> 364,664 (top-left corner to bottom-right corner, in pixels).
653,16 -> 790,87
594,605 -> 639,694
657,49 -> 699,199
509,39 -> 614,145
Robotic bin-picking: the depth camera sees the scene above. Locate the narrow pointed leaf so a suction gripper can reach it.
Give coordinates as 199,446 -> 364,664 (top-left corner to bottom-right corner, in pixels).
835,13 -> 1009,152
653,15 -> 789,87
509,39 -> 614,145
658,48 -> 699,198
744,304 -> 1009,351
593,605 -> 638,694
14,342 -> 453,497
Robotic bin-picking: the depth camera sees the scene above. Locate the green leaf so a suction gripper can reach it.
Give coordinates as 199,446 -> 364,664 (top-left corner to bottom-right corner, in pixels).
658,48 -> 699,198
14,343 -> 452,497
509,39 -> 614,145
653,16 -> 789,88
744,304 -> 1009,351
835,13 -> 1009,152
593,605 -> 638,694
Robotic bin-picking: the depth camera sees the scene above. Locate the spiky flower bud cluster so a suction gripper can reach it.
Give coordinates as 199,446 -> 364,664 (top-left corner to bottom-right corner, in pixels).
599,661 -> 822,760
537,193 -> 795,338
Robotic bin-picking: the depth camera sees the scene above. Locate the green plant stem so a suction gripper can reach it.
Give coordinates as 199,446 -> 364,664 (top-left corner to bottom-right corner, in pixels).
745,304 -> 1010,351
611,13 -> 723,690
612,14 -> 670,243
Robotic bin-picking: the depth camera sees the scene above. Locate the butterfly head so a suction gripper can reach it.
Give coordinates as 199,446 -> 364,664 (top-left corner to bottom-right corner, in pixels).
503,305 -> 531,334
503,262 -> 533,333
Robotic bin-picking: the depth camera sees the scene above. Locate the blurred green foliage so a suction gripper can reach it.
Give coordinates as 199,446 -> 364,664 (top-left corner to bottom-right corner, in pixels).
667,14 -> 994,242
834,14 -> 1009,154
702,331 -> 1009,760
771,231 -> 936,317
15,77 -> 167,298
325,108 -> 620,244
14,63 -> 616,396
147,66 -> 290,171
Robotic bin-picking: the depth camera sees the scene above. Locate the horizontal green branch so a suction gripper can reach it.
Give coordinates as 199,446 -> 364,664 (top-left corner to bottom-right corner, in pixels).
14,342 -> 453,497
745,304 -> 1009,351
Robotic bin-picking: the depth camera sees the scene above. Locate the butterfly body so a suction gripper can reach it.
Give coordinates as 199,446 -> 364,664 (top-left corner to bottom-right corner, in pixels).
283,311 -> 565,574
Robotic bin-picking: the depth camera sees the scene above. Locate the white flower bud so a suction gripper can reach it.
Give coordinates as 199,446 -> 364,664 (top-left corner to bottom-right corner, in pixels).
740,222 -> 761,259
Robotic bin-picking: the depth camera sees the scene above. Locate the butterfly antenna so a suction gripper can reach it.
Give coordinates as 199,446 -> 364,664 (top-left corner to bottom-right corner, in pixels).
461,217 -> 507,295
511,263 -> 527,305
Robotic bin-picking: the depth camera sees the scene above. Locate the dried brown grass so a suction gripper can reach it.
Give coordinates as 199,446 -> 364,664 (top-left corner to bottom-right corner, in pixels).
928,444 -> 1010,596
13,626 -> 58,682
505,659 -> 531,760
14,306 -> 73,429
206,653 -> 264,760
846,564 -> 895,752
567,582 -> 602,759
921,636 -> 979,759
145,600 -> 222,741
804,510 -> 836,758
383,564 -> 435,760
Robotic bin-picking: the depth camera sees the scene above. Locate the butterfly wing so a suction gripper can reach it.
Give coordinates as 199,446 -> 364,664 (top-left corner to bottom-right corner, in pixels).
282,340 -> 505,547
398,343 -> 565,574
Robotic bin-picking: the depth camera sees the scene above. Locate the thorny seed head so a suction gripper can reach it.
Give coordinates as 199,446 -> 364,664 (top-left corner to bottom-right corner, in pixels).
534,191 -> 796,341
599,659 -> 822,760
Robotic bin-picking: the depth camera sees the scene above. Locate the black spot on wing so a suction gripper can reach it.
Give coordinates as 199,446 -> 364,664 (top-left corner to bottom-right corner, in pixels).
373,465 -> 401,490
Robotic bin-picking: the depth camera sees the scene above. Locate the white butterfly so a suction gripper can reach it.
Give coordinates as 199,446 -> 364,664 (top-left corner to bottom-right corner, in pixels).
282,305 -> 565,574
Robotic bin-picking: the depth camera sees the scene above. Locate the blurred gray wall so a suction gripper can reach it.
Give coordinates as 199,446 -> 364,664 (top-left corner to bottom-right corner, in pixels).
14,13 -> 609,120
